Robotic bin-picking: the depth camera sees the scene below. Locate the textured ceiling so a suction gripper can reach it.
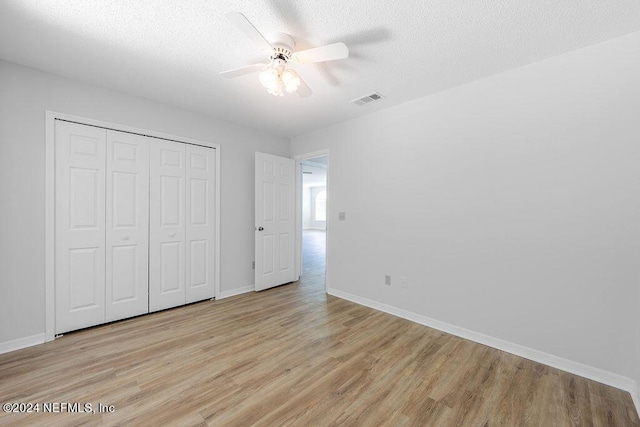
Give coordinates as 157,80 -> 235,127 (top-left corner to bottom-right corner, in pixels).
1,1 -> 639,137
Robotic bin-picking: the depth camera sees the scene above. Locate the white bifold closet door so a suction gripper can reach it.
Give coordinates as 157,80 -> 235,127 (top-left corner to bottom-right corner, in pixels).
105,131 -> 149,322
55,121 -> 107,333
55,122 -> 150,333
149,141 -> 216,311
185,145 -> 217,303
56,120 -> 216,333
149,140 -> 186,311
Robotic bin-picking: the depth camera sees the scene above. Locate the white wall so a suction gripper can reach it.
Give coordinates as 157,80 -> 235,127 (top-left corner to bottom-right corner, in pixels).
301,164 -> 327,230
291,30 -> 640,384
309,186 -> 327,230
636,281 -> 640,406
0,60 -> 289,347
302,187 -> 311,229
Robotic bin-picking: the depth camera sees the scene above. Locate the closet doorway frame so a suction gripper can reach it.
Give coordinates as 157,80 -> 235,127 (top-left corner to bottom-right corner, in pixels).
44,111 -> 221,343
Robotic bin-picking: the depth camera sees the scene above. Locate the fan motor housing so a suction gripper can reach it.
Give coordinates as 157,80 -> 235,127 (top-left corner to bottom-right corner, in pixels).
268,32 -> 295,60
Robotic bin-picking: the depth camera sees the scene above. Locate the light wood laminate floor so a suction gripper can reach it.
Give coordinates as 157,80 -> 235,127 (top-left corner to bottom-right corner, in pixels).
1,231 -> 638,426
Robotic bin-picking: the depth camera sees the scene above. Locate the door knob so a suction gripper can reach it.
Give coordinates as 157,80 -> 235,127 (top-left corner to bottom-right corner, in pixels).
121,235 -> 130,241
169,232 -> 176,238
258,227 -> 264,231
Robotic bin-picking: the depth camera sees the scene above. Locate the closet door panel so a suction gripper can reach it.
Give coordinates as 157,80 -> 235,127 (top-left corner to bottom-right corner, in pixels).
150,140 -> 186,311
55,121 -> 107,334
105,130 -> 149,322
186,145 -> 216,303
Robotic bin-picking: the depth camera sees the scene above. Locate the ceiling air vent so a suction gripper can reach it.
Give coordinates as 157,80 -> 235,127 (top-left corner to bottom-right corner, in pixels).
350,92 -> 386,106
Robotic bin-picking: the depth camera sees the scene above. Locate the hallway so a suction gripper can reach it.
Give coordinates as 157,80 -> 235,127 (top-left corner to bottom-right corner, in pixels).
299,229 -> 325,288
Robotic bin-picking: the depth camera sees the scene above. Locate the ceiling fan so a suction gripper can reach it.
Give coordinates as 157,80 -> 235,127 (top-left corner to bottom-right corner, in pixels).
220,12 -> 349,97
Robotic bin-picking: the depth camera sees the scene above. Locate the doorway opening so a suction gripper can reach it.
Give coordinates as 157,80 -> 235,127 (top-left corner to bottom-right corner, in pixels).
297,154 -> 328,291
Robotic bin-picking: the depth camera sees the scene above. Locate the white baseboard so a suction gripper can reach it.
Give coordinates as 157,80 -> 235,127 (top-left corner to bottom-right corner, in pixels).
632,382 -> 640,420
0,333 -> 46,355
219,285 -> 254,300
327,288 -> 637,395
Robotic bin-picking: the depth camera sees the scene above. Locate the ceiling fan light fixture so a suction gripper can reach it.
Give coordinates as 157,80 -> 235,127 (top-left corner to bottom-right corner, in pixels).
221,12 -> 349,98
259,64 -> 299,96
267,79 -> 284,97
259,67 -> 279,91
281,69 -> 300,93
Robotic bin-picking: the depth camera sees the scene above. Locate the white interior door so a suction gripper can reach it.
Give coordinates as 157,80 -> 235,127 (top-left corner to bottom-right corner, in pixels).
105,130 -> 149,322
55,121 -> 106,333
149,140 -> 186,311
255,152 -> 296,291
185,145 -> 216,303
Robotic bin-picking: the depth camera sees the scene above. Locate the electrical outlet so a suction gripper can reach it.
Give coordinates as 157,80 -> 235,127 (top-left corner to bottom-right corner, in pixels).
338,212 -> 346,221
401,276 -> 408,289
385,275 -> 391,286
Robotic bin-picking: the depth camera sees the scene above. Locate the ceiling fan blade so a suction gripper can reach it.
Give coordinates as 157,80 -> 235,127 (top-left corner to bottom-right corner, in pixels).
225,12 -> 273,55
292,42 -> 349,64
219,63 -> 267,78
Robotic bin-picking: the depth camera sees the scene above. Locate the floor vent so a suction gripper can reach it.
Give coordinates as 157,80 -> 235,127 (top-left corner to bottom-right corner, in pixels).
350,92 -> 386,106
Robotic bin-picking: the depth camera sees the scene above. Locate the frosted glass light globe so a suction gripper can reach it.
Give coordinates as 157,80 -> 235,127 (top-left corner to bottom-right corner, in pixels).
259,67 -> 279,91
281,69 -> 300,93
267,79 -> 284,97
